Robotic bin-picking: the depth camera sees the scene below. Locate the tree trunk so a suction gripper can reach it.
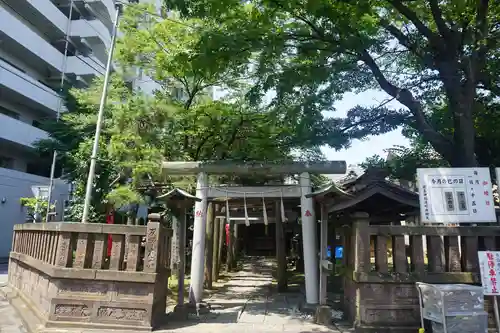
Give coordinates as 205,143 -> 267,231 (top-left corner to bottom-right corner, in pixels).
204,203 -> 214,289
275,201 -> 288,292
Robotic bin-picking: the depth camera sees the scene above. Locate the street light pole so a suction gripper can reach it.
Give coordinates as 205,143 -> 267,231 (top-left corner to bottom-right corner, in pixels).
81,4 -> 122,223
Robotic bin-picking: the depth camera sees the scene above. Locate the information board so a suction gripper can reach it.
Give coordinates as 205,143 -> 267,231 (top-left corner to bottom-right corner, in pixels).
479,251 -> 500,295
417,168 -> 496,224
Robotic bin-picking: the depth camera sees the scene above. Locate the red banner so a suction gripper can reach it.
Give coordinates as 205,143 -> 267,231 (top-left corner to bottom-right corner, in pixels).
225,223 -> 230,245
106,210 -> 114,257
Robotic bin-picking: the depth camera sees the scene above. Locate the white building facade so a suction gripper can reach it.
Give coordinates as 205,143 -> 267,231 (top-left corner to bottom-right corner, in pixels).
0,0 -> 124,258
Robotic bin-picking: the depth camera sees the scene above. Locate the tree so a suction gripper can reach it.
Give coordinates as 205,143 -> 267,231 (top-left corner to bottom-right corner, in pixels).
162,0 -> 500,167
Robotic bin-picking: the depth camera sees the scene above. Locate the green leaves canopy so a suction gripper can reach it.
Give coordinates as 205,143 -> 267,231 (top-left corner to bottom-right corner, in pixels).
162,0 -> 500,167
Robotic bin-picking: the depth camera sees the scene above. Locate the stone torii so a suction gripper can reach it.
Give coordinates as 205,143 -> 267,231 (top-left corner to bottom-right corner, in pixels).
161,160 -> 347,307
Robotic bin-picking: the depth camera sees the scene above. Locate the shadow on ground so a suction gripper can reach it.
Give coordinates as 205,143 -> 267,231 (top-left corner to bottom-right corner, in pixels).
156,256 -> 329,331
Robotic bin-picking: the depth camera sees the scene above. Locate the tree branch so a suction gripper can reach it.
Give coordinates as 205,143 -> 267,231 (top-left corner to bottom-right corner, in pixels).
387,0 -> 443,49
381,21 -> 437,69
358,49 -> 454,161
428,0 -> 453,41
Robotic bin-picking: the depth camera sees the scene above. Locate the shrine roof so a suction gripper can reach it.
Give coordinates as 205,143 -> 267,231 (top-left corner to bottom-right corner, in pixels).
157,188 -> 201,202
328,179 -> 419,214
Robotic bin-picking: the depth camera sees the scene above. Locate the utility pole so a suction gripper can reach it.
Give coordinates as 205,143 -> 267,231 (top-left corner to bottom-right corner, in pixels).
81,3 -> 123,223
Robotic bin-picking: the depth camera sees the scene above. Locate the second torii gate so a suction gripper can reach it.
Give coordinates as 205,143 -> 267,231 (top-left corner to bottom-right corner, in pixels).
161,160 -> 346,306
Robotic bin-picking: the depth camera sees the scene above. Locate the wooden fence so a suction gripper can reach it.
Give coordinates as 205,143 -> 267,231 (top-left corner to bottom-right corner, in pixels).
8,222 -> 172,331
342,213 -> 500,332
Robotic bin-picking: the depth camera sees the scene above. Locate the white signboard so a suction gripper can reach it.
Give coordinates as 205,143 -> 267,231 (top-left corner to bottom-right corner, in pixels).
31,185 -> 50,200
478,251 -> 500,295
417,168 -> 496,223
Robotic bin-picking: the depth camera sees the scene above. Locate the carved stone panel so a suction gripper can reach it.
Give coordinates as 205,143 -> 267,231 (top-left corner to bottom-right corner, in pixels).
115,283 -> 152,299
97,307 -> 147,321
58,281 -> 108,296
54,304 -> 91,317
364,307 -> 419,325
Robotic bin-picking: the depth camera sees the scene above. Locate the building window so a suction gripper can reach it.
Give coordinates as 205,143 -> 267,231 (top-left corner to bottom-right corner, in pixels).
0,156 -> 14,169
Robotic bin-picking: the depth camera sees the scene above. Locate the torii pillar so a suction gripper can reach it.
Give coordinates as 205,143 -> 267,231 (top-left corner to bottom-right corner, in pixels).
188,172 -> 208,305
300,172 -> 319,304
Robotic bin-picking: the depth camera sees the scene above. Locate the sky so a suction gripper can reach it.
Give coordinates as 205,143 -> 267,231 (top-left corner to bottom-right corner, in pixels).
213,87 -> 410,167
321,89 -> 409,166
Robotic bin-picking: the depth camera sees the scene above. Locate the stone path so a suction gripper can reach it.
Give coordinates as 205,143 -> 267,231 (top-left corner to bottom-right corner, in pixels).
0,262 -> 28,333
0,259 -> 346,333
158,257 -> 341,332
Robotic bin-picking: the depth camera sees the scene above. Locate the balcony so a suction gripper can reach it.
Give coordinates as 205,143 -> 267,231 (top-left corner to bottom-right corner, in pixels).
3,0 -> 112,58
0,7 -> 106,78
70,19 -> 111,49
75,0 -> 116,32
0,59 -> 62,113
0,113 -> 49,149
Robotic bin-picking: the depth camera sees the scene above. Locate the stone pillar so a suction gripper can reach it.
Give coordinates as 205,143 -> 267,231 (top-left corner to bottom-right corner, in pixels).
188,172 -> 208,304
351,212 -> 370,273
319,203 -> 328,305
299,172 -> 319,305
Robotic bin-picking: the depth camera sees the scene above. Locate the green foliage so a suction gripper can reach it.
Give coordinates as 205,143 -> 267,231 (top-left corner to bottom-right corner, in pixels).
162,0 -> 500,167
19,197 -> 55,221
360,145 -> 448,181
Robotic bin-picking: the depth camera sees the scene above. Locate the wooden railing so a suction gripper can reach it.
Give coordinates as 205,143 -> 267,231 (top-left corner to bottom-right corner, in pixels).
11,222 -> 171,275
342,219 -> 500,331
351,225 -> 500,282
8,221 -> 172,330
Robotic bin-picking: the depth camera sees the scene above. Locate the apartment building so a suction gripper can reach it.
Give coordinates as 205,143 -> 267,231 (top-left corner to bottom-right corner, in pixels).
0,0 -> 125,258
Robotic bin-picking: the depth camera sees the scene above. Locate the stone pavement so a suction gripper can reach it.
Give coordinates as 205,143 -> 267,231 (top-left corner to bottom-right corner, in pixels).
158,257 -> 342,333
0,259 -> 347,333
0,262 -> 28,333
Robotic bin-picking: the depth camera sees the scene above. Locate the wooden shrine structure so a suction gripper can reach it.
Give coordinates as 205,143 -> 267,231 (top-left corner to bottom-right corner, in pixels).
308,168 -> 500,332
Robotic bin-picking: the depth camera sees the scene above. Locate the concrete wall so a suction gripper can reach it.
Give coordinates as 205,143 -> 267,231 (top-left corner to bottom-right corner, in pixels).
0,167 -> 68,258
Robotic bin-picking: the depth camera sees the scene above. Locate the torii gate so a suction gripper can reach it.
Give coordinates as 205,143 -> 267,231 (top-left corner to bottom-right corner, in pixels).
161,160 -> 346,306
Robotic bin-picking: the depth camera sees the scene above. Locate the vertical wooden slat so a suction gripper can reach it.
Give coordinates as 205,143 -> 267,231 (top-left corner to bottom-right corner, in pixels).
37,232 -> 43,260
444,236 -> 461,272
54,232 -> 72,267
393,235 -> 407,272
427,236 -> 445,272
374,235 -> 388,273
35,232 -> 40,260
126,235 -> 141,271
109,234 -> 125,270
410,235 -> 425,273
40,232 -> 48,262
49,232 -> 58,265
92,234 -> 107,269
461,236 -> 479,272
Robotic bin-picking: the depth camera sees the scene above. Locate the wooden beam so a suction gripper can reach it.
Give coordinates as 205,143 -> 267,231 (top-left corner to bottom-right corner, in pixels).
207,185 -> 302,199
162,160 -> 346,175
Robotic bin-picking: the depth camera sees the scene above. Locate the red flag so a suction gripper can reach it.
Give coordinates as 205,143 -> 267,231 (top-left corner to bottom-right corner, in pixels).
225,223 -> 230,245
106,210 -> 114,257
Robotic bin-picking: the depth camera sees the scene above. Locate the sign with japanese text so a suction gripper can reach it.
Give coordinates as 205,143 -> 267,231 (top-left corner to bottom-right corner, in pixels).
417,168 -> 496,224
479,251 -> 500,295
